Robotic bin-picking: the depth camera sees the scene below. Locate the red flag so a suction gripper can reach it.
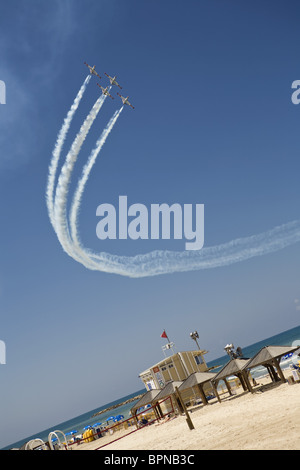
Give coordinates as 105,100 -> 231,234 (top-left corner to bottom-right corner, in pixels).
161,330 -> 168,339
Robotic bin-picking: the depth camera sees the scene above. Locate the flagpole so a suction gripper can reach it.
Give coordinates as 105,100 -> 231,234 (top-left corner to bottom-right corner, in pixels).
161,330 -> 170,342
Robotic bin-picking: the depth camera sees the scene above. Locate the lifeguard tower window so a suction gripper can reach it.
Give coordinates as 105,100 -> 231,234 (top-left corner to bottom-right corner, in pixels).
194,354 -> 203,365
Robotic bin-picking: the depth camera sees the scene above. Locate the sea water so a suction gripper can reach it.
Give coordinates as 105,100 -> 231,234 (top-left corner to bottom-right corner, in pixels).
2,389 -> 145,450
3,324 -> 300,450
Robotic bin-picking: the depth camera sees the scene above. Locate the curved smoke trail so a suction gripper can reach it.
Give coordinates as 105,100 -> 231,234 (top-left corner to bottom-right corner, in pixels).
46,75 -> 91,228
53,92 -> 107,260
75,219 -> 300,277
69,107 -> 123,251
48,80 -> 300,278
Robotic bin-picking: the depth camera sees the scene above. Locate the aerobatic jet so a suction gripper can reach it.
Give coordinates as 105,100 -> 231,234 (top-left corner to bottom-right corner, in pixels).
117,93 -> 135,109
84,62 -> 101,79
105,73 -> 122,89
97,83 -> 114,99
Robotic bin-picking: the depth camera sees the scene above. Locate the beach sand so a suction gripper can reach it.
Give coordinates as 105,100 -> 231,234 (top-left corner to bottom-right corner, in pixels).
73,372 -> 300,451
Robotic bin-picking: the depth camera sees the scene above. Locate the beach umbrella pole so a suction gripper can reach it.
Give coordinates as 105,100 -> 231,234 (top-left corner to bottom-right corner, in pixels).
175,386 -> 195,431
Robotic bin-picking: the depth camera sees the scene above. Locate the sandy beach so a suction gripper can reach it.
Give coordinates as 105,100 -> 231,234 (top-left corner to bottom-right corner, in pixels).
72,372 -> 300,451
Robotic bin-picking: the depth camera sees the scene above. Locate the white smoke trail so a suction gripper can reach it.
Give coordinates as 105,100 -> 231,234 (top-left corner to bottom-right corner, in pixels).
53,92 -> 107,259
69,107 -> 123,250
86,219 -> 300,277
47,81 -> 300,278
46,75 -> 91,228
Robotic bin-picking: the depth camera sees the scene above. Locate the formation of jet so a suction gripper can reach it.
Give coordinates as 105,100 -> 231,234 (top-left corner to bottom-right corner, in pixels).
96,83 -> 114,99
104,73 -> 122,89
84,62 -> 101,79
84,61 -> 134,109
117,93 -> 135,109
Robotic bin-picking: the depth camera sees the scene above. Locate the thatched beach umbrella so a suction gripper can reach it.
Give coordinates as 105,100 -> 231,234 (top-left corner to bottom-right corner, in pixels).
130,389 -> 160,415
211,357 -> 252,398
152,381 -> 183,415
243,345 -> 299,383
178,371 -> 217,405
154,381 -> 183,400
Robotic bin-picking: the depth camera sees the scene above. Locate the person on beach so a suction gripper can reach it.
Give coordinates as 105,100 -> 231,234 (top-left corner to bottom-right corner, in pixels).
138,417 -> 148,427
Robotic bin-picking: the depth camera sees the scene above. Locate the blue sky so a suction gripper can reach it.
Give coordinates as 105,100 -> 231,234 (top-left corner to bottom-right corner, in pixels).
0,0 -> 300,447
